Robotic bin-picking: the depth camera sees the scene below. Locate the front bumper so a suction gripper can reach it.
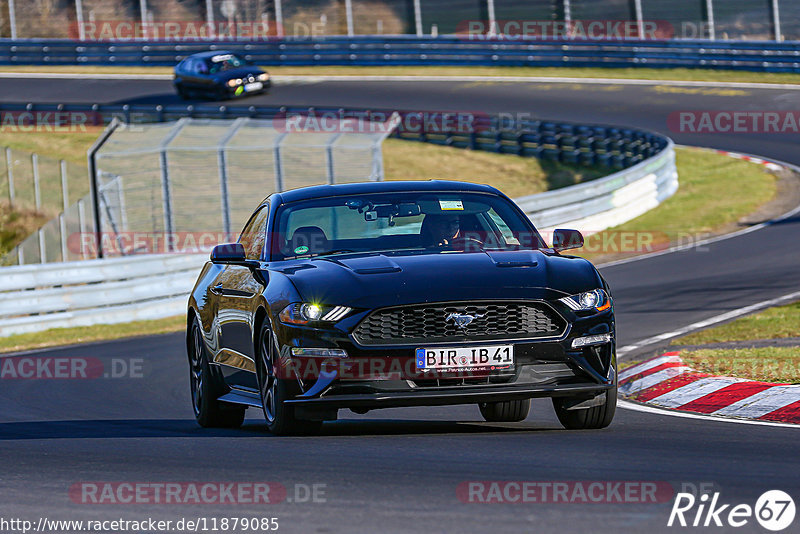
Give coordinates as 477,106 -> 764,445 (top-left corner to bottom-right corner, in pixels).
275,305 -> 616,411
286,381 -> 613,410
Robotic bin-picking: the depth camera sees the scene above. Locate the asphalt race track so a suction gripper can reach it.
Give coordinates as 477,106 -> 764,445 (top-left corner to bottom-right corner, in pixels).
1,76 -> 799,533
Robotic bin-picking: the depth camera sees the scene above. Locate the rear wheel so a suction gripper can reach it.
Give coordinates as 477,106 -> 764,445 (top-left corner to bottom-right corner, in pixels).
188,319 -> 245,428
256,322 -> 322,436
478,399 -> 530,422
552,387 -> 617,430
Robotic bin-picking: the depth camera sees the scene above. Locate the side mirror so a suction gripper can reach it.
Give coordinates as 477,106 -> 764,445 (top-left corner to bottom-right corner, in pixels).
211,243 -> 246,264
552,229 -> 584,252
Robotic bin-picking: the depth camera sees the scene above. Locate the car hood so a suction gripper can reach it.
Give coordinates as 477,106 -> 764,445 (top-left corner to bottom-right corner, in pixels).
271,250 -> 603,308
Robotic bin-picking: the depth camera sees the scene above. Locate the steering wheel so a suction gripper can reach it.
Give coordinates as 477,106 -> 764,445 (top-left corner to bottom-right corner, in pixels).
446,235 -> 484,250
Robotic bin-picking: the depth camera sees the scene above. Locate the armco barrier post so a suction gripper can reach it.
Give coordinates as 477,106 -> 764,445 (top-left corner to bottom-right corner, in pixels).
32,153 -> 41,211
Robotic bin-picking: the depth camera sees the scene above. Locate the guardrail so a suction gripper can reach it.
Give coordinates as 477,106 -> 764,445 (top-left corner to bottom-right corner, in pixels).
0,254 -> 205,337
2,37 -> 800,71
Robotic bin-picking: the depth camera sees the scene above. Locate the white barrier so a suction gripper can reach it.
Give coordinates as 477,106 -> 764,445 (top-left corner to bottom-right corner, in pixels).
517,140 -> 678,233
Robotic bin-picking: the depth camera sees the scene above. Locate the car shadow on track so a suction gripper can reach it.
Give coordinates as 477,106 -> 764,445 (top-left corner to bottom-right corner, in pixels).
0,419 -> 560,440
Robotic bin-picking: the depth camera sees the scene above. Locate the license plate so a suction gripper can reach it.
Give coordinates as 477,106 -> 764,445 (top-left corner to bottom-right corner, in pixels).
244,82 -> 263,92
415,345 -> 514,371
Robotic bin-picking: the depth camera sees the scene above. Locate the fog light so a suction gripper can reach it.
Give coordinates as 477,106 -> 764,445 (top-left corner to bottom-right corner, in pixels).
291,348 -> 348,358
571,333 -> 612,348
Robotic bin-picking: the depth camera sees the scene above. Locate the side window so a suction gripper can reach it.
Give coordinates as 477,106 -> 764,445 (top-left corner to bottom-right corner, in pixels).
238,206 -> 269,260
196,60 -> 209,75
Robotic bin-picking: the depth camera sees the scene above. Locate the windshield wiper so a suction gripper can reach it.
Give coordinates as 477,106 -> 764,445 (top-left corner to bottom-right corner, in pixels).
314,249 -> 356,257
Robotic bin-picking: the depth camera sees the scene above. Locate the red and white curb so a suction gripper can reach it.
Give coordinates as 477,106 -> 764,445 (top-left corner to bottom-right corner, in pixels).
713,149 -> 784,171
619,352 -> 800,424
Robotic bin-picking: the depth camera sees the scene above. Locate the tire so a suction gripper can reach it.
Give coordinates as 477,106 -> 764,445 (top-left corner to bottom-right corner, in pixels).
256,321 -> 323,436
177,87 -> 190,100
478,399 -> 530,422
552,387 -> 617,430
188,318 -> 246,428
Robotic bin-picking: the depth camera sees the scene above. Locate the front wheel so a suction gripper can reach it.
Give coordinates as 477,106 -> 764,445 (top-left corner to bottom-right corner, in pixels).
188,319 -> 245,428
552,387 -> 617,430
256,322 -> 322,436
478,399 -> 530,422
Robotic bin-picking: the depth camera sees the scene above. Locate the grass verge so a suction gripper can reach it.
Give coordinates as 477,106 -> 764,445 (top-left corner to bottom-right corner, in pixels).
679,347 -> 800,383
0,315 -> 186,354
573,147 -> 777,261
672,301 -> 800,345
3,65 -> 800,85
0,202 -> 48,258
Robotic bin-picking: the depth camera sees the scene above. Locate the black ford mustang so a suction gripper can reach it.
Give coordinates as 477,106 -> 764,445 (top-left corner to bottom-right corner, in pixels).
173,51 -> 269,100
186,181 -> 616,434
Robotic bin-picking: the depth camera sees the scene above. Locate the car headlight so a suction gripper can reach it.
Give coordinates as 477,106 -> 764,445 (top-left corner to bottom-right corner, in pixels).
559,289 -> 611,312
257,72 -> 269,82
279,303 -> 352,325
226,78 -> 243,87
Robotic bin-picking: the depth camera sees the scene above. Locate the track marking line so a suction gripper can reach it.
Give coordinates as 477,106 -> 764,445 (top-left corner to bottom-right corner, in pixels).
616,289 -> 800,356
598,149 -> 800,271
618,399 -> 800,429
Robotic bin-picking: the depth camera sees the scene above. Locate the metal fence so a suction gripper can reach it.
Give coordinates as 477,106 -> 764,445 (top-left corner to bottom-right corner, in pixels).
0,0 -> 795,41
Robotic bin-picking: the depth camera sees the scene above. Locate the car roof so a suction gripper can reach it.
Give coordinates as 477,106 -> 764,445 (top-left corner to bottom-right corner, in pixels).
185,50 -> 236,60
269,180 -> 503,205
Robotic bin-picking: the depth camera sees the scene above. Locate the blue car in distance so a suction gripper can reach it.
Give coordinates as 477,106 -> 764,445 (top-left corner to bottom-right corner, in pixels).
174,51 -> 270,100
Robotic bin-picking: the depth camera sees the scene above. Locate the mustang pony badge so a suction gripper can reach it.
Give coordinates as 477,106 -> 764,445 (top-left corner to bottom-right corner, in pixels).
445,312 -> 485,332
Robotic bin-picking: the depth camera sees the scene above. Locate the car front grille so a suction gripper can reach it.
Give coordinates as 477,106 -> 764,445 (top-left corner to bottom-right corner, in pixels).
352,301 -> 567,346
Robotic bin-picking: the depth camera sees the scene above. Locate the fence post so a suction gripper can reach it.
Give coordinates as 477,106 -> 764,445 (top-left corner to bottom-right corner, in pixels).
326,134 -> 342,184
8,0 -> 17,40
345,0 -> 354,36
705,0 -> 715,40
563,0 -> 572,28
139,0 -> 148,40
217,118 -> 246,237
633,0 -> 644,39
88,119 -> 121,258
273,132 -> 288,192
205,0 -> 215,38
275,0 -> 284,37
75,0 -> 86,40
486,0 -> 496,36
6,148 -> 15,208
59,213 -> 68,261
413,0 -> 422,36
32,153 -> 41,211
77,198 -> 87,259
38,228 -> 46,264
772,0 -> 782,41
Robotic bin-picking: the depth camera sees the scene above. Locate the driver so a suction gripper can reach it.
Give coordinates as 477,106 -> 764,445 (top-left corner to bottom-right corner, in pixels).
422,214 -> 461,246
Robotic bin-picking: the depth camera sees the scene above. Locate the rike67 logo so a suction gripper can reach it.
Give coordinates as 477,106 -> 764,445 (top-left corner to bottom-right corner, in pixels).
668,490 -> 795,531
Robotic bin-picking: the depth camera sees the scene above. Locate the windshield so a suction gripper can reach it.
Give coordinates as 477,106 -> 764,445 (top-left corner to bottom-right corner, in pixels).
272,191 -> 544,261
206,53 -> 245,74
